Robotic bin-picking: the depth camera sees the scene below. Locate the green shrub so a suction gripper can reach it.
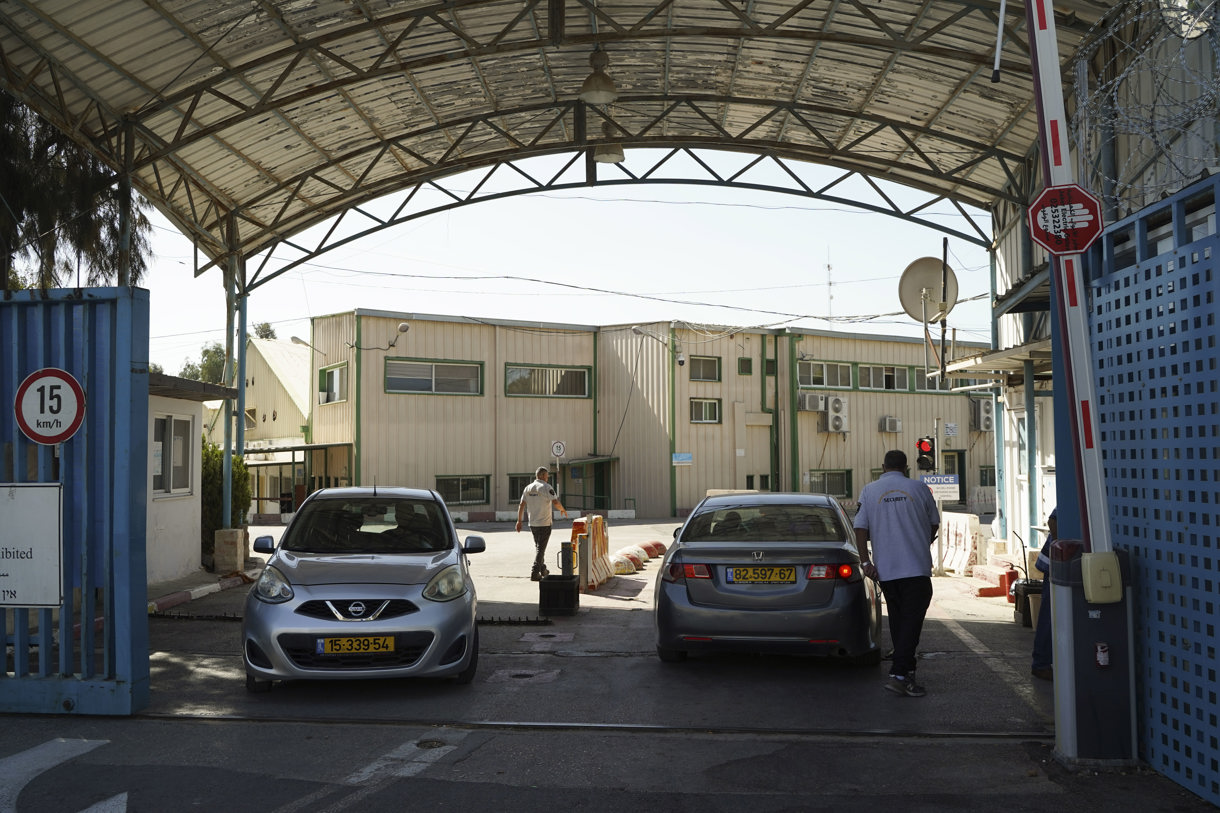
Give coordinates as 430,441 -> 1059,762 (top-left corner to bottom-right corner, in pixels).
200,438 -> 252,559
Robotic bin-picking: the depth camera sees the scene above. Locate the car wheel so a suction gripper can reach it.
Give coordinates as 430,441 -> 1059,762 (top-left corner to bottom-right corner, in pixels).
656,646 -> 687,663
454,629 -> 479,685
246,673 -> 272,693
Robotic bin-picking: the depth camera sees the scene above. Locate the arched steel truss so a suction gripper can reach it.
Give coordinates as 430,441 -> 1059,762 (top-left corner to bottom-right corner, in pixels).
242,146 -> 994,293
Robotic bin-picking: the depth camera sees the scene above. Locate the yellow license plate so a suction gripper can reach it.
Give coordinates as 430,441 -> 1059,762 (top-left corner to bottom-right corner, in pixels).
317,636 -> 395,655
726,566 -> 796,584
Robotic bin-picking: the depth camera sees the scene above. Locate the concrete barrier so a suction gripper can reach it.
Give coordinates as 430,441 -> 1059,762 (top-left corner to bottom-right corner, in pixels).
940,512 -> 986,574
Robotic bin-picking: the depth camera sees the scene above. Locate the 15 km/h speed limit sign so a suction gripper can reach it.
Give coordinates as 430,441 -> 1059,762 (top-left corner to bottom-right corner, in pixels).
15,368 -> 86,445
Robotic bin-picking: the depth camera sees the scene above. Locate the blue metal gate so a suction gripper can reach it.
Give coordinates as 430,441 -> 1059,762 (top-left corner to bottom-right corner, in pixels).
1,287 -> 150,714
1093,174 -> 1220,804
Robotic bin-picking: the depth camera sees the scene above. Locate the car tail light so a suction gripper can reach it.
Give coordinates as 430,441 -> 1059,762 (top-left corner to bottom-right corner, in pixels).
806,563 -> 859,581
661,562 -> 713,583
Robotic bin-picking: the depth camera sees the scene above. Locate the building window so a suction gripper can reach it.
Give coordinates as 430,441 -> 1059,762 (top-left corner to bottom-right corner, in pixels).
980,466 -> 996,487
688,356 -> 721,382
809,469 -> 852,498
764,358 -> 777,376
690,398 -> 721,424
859,365 -> 908,391
152,414 -> 193,494
870,467 -> 884,483
738,357 -> 752,376
319,363 -> 349,404
798,360 -> 851,388
759,474 -> 770,491
386,359 -> 481,394
505,365 -> 589,397
915,368 -> 949,392
508,473 -> 534,505
436,475 -> 489,505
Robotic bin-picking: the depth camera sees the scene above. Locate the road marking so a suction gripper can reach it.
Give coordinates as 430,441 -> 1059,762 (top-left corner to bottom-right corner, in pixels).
0,738 -> 109,813
79,793 -> 128,812
271,734 -> 465,813
940,617 -> 1045,715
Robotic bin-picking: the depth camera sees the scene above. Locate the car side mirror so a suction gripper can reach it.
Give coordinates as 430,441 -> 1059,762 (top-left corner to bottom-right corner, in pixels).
253,535 -> 276,554
462,535 -> 487,554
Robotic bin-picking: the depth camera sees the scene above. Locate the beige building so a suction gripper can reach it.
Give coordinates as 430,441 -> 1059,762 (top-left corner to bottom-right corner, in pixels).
205,337 -> 314,521
280,310 -> 995,519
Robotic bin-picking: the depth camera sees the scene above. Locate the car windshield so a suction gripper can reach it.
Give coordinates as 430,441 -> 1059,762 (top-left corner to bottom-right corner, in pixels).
682,504 -> 847,543
281,498 -> 452,553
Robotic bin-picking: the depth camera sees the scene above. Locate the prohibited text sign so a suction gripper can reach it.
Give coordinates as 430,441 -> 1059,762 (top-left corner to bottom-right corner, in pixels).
14,368 -> 86,445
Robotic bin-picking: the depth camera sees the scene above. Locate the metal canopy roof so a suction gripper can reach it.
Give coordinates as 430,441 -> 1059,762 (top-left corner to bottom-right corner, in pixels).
0,0 -> 1108,285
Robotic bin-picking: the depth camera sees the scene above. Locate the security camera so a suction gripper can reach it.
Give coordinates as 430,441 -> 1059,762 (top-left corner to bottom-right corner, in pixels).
677,353 -> 686,366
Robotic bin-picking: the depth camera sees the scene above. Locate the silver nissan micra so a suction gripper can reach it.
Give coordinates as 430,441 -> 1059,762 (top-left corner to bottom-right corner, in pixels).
242,487 -> 485,692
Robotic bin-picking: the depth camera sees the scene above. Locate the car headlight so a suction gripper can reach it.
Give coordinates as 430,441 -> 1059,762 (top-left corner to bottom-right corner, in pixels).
422,565 -> 469,602
253,565 -> 294,603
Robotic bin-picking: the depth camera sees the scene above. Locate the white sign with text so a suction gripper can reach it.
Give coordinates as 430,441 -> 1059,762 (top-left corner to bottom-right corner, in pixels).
0,483 -> 63,607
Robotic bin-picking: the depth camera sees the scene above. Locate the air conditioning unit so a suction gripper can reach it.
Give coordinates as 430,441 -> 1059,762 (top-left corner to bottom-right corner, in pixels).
822,396 -> 849,432
797,392 -> 827,412
971,398 -> 995,432
879,416 -> 901,433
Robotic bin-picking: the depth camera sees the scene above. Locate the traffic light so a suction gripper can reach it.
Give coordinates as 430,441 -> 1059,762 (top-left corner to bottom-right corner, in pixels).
916,437 -> 936,471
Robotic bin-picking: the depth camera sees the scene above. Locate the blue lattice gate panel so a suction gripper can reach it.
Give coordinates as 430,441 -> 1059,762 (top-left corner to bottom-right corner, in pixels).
1,287 -> 150,715
1093,175 -> 1219,805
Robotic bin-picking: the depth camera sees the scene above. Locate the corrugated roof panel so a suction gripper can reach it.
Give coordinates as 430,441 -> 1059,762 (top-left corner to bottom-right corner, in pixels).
0,0 -> 1108,262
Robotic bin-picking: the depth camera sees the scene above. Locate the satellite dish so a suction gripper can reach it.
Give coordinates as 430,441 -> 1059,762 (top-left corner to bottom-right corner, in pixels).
898,257 -> 958,323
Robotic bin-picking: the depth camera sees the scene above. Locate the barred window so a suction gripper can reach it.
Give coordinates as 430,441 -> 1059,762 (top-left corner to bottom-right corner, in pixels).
386,359 -> 481,394
506,365 -> 589,397
809,469 -> 852,498
859,365 -> 908,391
798,360 -> 851,388
688,356 -> 721,382
690,398 -> 721,424
436,475 -> 489,505
319,363 -> 349,404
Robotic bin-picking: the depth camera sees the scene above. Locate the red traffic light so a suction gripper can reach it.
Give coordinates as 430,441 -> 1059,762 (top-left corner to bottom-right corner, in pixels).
915,438 -> 934,454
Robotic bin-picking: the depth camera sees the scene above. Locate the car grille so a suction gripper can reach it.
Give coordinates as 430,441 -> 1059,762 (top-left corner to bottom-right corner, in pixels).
278,631 -> 434,669
296,599 -> 418,620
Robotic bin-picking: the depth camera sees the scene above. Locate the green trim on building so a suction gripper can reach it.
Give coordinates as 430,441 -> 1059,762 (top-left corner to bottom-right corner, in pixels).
789,334 -> 801,492
354,314 -> 362,486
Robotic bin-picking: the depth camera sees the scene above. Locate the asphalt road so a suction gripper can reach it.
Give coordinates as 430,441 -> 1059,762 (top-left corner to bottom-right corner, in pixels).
2,521 -> 1213,812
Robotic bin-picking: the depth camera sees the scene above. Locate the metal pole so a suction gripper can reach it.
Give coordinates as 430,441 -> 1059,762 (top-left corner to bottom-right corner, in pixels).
933,416 -> 946,576
1024,0 -> 1112,554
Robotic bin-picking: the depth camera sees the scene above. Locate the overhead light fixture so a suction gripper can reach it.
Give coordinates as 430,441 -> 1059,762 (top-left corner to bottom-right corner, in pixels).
347,321 -> 411,352
579,48 -> 618,105
290,336 -> 325,357
593,121 -> 625,164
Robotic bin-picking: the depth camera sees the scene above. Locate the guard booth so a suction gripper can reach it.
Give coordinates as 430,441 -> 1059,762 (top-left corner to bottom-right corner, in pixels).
1,288 -> 151,715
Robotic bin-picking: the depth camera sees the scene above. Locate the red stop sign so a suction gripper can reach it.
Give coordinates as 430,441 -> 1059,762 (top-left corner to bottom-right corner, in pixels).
1028,184 -> 1104,256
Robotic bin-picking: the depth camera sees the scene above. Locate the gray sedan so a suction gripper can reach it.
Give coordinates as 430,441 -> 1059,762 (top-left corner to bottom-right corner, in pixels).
243,487 -> 485,691
654,492 -> 882,665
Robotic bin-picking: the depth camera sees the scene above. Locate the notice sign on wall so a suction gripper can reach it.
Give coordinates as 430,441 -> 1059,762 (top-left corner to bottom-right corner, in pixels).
0,483 -> 63,607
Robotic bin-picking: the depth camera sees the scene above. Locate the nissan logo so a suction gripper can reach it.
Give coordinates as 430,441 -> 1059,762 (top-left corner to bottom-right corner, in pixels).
752,551 -> 764,561
347,601 -> 367,617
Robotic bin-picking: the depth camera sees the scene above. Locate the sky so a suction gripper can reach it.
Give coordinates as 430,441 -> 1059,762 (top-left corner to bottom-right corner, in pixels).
140,155 -> 996,375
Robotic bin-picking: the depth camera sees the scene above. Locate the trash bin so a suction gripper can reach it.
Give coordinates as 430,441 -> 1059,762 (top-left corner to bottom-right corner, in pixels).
1010,578 -> 1042,626
539,574 -> 579,617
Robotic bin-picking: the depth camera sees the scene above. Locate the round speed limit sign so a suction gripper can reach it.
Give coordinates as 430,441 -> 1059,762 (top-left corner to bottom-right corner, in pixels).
15,368 -> 86,445
551,440 -> 566,458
